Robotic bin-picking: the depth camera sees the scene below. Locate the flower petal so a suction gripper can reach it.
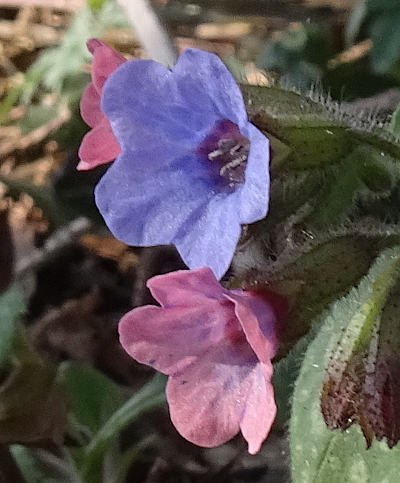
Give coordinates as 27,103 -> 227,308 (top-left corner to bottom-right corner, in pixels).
174,193 -> 241,279
118,302 -> 232,375
239,362 -> 276,454
166,343 -> 274,453
87,38 -> 126,94
224,291 -> 278,363
147,267 -> 225,307
78,118 -> 121,170
238,123 -> 270,225
95,143 -> 215,246
102,57 -> 226,148
173,49 -> 248,128
80,83 -> 103,127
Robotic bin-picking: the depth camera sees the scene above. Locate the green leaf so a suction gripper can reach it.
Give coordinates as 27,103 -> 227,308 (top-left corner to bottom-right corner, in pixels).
369,11 -> 400,74
10,445 -> 81,483
272,323 -> 319,427
345,0 -> 367,46
242,84 -> 400,174
87,0 -> 108,10
367,0 -> 400,12
58,362 -> 123,437
290,246 -> 400,483
241,84 -> 353,171
17,104 -> 60,135
267,236 -> 381,352
389,101 -> 400,137
257,22 -> 332,89
0,285 -> 25,369
82,374 -> 166,483
306,145 -> 398,229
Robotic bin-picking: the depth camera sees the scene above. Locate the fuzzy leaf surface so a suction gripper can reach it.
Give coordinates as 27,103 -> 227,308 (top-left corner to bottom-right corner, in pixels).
290,246 -> 400,483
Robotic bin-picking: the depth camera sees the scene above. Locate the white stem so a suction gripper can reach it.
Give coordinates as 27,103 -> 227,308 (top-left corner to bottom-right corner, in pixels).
117,0 -> 178,67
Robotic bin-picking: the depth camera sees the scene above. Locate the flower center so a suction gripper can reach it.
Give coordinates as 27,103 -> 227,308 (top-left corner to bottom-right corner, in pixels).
198,119 -> 250,188
208,138 -> 250,185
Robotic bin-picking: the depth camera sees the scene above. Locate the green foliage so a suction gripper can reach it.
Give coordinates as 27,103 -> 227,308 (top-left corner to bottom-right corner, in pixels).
242,84 -> 400,172
0,344 -> 67,445
88,0 -> 108,11
257,23 -> 332,88
242,84 -> 351,171
0,285 -> 25,369
241,84 -> 400,237
369,9 -> 400,74
290,246 -> 400,483
346,0 -> 400,77
82,374 -> 166,483
58,362 -> 123,438
17,104 -> 60,135
389,101 -> 400,137
11,445 -> 81,483
272,323 -> 318,427
260,237 -> 381,353
0,0 -> 129,124
24,2 -> 128,103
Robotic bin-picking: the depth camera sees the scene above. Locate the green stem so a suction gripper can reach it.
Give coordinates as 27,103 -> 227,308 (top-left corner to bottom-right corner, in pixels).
82,374 -> 166,483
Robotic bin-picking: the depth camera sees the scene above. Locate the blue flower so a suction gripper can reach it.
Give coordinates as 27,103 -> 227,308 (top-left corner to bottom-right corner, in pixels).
95,49 -> 270,279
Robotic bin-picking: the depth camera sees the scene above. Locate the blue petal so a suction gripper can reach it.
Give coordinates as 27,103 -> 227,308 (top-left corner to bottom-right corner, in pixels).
175,193 -> 241,280
102,58 -> 221,149
238,123 -> 270,224
95,136 -> 222,246
173,49 -> 248,129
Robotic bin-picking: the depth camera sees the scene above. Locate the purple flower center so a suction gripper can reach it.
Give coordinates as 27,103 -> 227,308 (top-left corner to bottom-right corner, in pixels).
197,119 -> 250,188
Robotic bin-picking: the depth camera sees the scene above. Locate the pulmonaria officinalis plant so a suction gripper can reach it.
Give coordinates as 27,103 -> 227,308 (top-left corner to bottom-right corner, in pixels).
93,47 -> 270,280
77,34 -> 400,482
119,267 -> 278,454
78,38 -> 125,171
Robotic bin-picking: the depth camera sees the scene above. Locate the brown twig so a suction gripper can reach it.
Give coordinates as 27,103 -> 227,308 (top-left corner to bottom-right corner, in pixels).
0,106 -> 70,160
0,20 -> 61,46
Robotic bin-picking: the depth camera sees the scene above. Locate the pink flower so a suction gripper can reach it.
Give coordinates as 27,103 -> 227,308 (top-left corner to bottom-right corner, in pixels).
78,39 -> 126,171
119,267 -> 278,454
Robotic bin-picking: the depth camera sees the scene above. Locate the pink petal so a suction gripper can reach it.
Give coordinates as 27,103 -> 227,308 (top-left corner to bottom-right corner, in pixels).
118,302 -> 233,375
239,362 -> 276,454
80,83 -> 103,127
147,267 -> 226,307
166,340 -> 275,453
225,291 -> 278,363
78,118 -> 121,170
87,38 -> 105,54
87,38 -> 126,94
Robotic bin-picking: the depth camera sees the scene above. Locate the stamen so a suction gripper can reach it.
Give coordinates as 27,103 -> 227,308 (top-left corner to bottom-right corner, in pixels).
198,120 -> 250,188
208,149 -> 224,160
220,154 -> 247,177
207,136 -> 249,186
229,143 -> 242,155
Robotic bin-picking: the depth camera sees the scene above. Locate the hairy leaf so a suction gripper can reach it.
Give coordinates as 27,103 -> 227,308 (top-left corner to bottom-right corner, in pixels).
290,246 -> 400,483
244,236 -> 381,354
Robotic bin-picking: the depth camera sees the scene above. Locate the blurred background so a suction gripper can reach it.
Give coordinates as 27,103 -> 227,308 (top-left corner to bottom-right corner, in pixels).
1,0 -> 400,481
